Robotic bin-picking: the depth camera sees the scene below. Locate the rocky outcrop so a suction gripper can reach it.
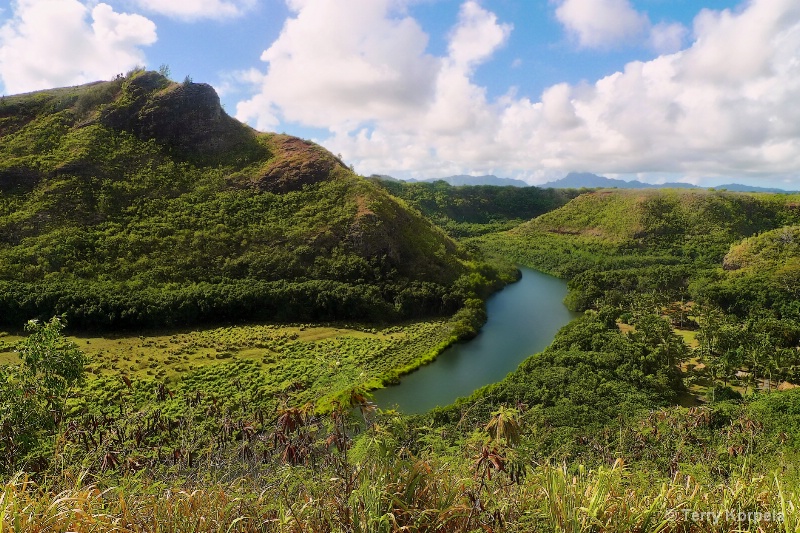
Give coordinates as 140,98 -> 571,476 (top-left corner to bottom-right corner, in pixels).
100,72 -> 262,165
136,82 -> 245,157
251,136 -> 346,193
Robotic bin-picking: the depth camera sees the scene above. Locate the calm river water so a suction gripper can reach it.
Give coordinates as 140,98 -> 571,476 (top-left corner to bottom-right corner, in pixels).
372,267 -> 578,413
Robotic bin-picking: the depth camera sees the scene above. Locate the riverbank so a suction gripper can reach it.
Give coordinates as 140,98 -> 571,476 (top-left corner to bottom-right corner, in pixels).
373,267 -> 578,413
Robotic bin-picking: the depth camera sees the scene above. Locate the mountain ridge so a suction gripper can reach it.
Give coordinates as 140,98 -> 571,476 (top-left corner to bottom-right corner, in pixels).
373,174 -> 529,187
542,172 -> 795,193
373,172 -> 795,193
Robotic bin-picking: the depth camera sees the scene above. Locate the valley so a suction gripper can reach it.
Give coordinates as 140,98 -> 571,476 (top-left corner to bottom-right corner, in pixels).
374,267 -> 577,413
1,72 -> 800,532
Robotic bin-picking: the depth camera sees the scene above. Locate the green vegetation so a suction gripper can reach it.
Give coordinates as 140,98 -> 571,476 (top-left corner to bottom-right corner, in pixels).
0,318 -> 86,472
0,71 -> 501,329
5,453 -> 800,532
695,225 -> 800,319
3,72 -> 800,531
371,177 -> 580,237
433,310 -> 684,451
27,314 -> 486,404
476,189 -> 800,313
471,189 -> 800,402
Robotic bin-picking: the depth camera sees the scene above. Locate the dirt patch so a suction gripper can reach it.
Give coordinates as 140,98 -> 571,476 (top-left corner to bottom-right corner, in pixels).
254,136 -> 344,193
354,195 -> 375,218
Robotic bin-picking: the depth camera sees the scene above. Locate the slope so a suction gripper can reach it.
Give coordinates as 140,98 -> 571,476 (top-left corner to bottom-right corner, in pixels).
476,188 -> 800,313
0,70 -> 490,329
371,177 -> 578,237
694,225 -> 800,318
493,189 -> 800,268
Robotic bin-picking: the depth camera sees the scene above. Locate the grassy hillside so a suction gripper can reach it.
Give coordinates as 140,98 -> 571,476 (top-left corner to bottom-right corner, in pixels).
517,188 -> 800,257
471,187 -> 800,410
0,70 -> 497,329
371,177 -> 580,237
476,189 -> 800,311
722,225 -> 800,272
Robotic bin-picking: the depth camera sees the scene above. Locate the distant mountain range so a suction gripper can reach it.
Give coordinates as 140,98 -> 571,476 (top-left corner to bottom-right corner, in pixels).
373,172 -> 795,193
374,174 -> 529,187
542,173 -> 794,193
541,172 -> 694,190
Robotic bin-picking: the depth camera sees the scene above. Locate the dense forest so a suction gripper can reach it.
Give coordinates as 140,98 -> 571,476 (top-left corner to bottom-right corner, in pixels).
370,177 -> 581,237
2,73 -> 800,532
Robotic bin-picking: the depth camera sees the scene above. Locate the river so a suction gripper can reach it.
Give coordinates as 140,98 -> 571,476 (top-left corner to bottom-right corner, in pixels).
372,267 -> 578,414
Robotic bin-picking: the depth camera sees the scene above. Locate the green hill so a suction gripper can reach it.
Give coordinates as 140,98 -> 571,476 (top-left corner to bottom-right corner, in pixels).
371,177 -> 579,237
519,188 -> 800,249
476,188 -> 800,315
722,225 -> 800,272
485,188 -> 800,273
0,70 -> 492,329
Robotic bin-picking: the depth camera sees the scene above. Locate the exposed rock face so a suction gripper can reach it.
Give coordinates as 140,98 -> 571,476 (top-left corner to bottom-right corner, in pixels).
100,72 -> 255,164
136,82 -> 245,157
99,72 -> 169,133
254,136 -> 346,193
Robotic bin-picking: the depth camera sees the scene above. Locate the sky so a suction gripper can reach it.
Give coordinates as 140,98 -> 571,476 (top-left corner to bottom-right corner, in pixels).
1,0 -> 799,188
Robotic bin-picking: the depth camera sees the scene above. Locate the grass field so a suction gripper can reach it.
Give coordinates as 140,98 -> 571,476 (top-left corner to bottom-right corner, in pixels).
0,320 -> 457,412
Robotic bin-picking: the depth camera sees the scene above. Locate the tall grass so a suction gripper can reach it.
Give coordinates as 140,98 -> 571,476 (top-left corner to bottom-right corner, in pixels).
3,462 -> 799,532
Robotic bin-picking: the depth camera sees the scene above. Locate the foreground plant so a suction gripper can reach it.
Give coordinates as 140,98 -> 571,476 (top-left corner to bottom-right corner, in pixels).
3,462 -> 800,532
0,318 -> 86,474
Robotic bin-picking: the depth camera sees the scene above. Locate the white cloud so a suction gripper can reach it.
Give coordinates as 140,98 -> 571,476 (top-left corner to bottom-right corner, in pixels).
236,0 -> 439,131
447,0 -> 511,69
0,0 -> 156,95
133,0 -> 255,21
555,0 -> 648,48
554,0 -> 689,54
237,0 -> 800,183
649,21 -> 688,53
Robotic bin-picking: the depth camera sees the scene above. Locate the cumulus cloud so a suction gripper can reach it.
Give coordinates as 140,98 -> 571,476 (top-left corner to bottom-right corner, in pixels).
554,0 -> 688,53
237,0 -> 800,182
0,0 -> 156,95
236,0 -> 440,131
555,0 -> 648,48
447,1 -> 511,69
649,21 -> 688,53
133,0 -> 255,21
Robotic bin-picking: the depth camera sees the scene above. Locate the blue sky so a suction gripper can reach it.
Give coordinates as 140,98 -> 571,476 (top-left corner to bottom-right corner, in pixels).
1,0 -> 799,188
